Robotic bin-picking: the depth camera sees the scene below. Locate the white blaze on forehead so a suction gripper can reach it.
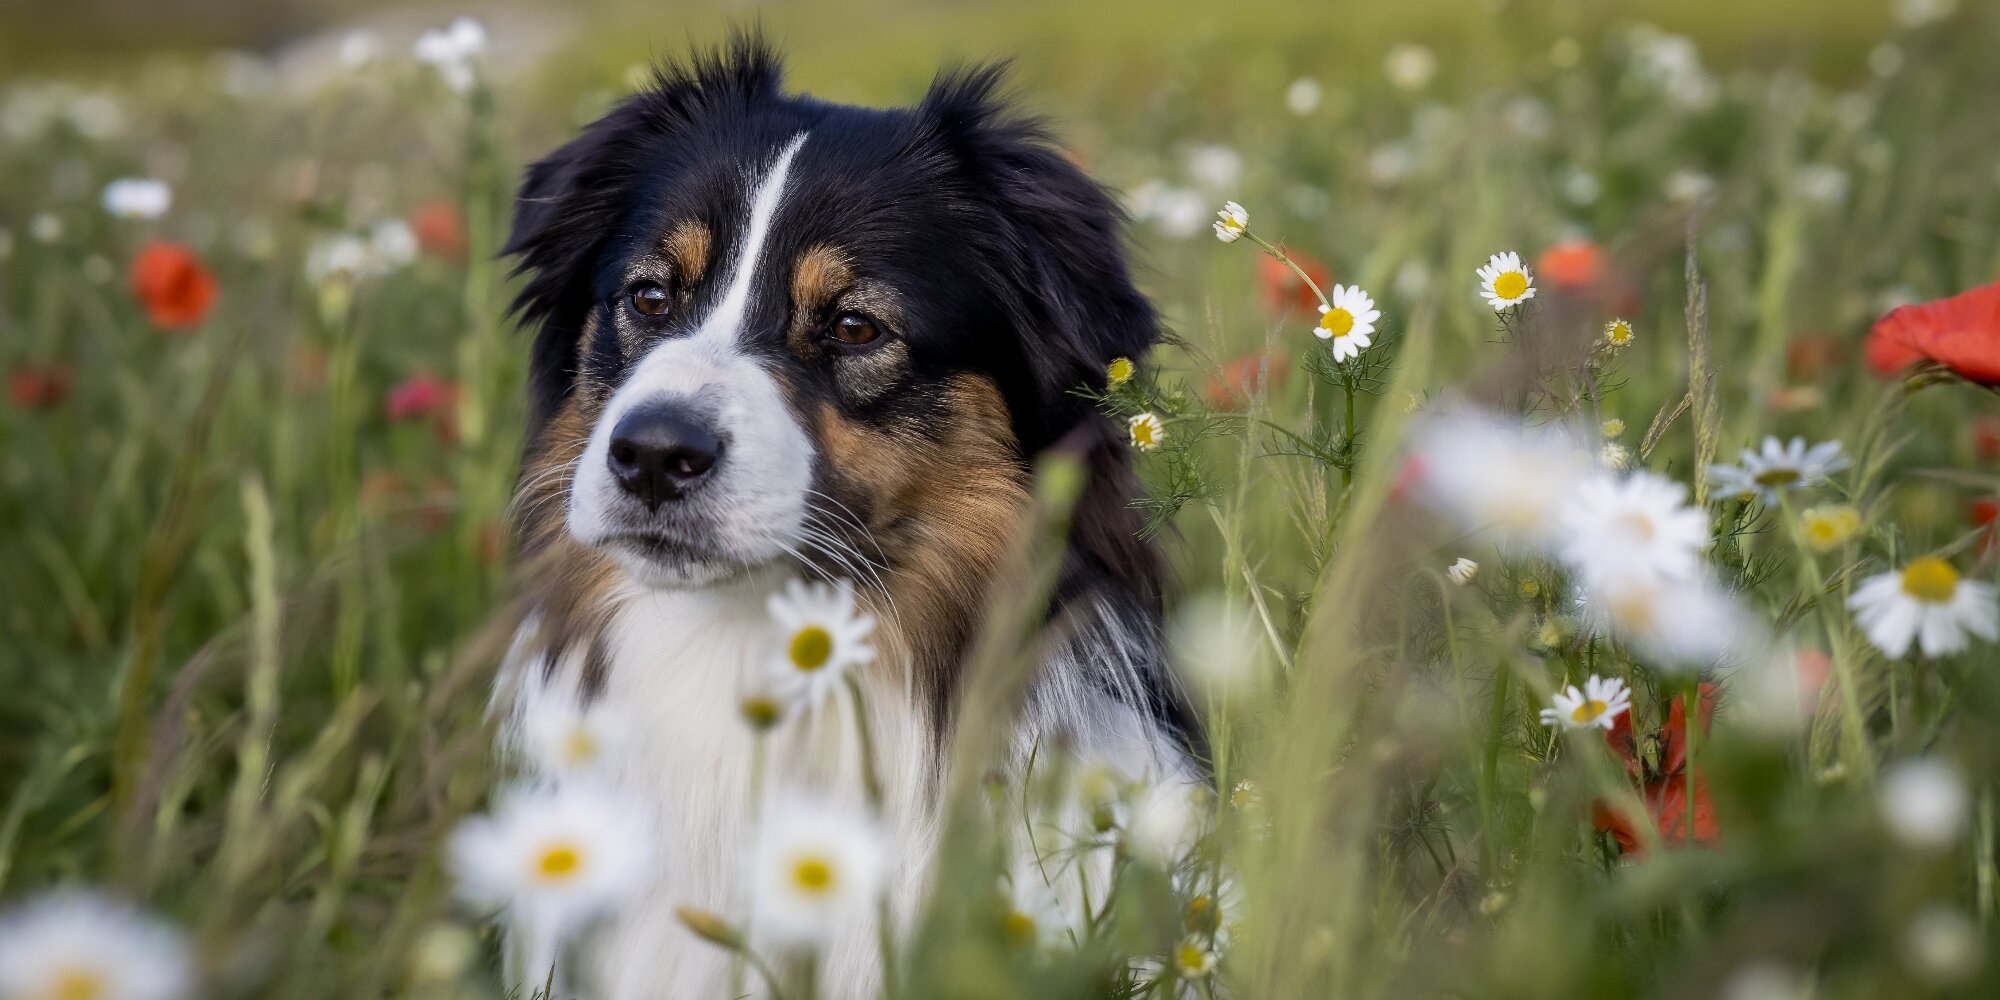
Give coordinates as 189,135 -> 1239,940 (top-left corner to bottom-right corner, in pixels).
701,131 -> 809,348
566,132 -> 817,584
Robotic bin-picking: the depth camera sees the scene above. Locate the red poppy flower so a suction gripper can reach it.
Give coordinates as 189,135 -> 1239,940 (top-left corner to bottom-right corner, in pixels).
1865,280 -> 2000,384
1257,253 -> 1331,317
386,371 -> 462,445
129,240 -> 218,331
9,364 -> 73,410
1974,413 -> 2000,463
1972,497 -> 2000,555
1592,683 -> 1721,855
410,200 -> 468,263
1204,351 -> 1290,410
1785,333 -> 1847,382
1536,239 -> 1605,291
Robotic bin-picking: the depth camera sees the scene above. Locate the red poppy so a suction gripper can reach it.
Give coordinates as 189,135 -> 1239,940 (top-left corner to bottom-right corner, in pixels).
410,200 -> 468,263
1973,413 -> 2000,462
1785,333 -> 1847,382
1972,497 -> 2000,555
1536,239 -> 1605,291
1204,351 -> 1291,410
129,240 -> 218,331
1257,253 -> 1331,317
385,371 -> 462,445
1865,280 -> 2000,384
9,364 -> 73,410
1592,683 -> 1721,855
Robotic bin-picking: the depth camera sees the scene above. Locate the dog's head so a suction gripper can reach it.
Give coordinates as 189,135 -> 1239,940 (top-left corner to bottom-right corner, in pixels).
507,35 -> 1160,615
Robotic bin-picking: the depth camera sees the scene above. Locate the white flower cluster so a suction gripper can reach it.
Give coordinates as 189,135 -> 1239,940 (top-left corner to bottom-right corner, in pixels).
414,17 -> 487,93
304,219 -> 418,286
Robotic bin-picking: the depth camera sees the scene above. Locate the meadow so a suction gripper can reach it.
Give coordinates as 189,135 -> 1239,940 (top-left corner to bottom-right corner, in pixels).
4,0 -> 2000,997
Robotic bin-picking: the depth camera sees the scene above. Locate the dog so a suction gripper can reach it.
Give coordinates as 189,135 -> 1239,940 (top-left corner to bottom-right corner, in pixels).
496,34 -> 1201,997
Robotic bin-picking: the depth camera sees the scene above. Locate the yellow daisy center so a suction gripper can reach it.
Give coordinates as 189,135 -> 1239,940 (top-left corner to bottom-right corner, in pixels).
1610,592 -> 1656,632
563,728 -> 597,764
1320,307 -> 1354,337
1607,321 -> 1633,344
1184,894 -> 1219,934
1000,909 -> 1038,948
1494,271 -> 1529,299
535,842 -> 584,882
789,626 -> 833,672
1106,357 -> 1134,387
48,968 -> 106,1000
1753,467 -> 1801,487
1621,512 -> 1656,542
741,695 -> 781,729
1570,699 -> 1609,724
792,855 -> 836,896
1132,421 -> 1157,447
1177,943 -> 1211,976
1901,557 -> 1960,603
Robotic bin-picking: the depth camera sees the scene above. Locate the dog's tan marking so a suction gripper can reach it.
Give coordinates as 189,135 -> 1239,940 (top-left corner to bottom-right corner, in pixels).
792,244 -> 853,317
661,221 -> 712,287
514,384 -> 625,693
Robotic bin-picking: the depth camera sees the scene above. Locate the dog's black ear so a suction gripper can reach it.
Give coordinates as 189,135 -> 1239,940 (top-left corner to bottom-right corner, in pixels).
506,31 -> 784,429
916,65 -> 1162,453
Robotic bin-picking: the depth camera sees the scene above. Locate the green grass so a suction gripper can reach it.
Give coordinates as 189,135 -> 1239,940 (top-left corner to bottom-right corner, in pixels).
5,1 -> 2000,997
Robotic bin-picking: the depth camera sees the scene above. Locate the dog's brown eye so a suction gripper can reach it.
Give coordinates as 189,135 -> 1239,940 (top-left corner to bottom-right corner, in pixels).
828,312 -> 883,348
630,283 -> 670,317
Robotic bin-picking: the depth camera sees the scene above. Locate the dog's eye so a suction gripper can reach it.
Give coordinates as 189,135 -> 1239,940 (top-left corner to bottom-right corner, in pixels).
827,312 -> 885,350
629,282 -> 670,318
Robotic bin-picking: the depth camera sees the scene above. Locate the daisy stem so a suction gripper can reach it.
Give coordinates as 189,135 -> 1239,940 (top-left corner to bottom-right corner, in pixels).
1245,232 -> 1329,310
1480,660 -> 1510,877
840,672 -> 897,999
1681,684 -> 1699,848
1779,495 -> 1875,780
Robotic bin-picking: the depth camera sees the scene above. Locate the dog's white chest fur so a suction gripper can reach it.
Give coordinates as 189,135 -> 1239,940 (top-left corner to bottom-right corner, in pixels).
501,572 -> 1186,999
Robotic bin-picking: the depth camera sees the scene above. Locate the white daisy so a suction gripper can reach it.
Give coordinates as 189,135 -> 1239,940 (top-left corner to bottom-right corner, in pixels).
1576,573 -> 1757,670
1409,408 -> 1591,547
1125,781 -> 1207,867
1879,758 -> 1969,851
1475,251 -> 1537,311
100,178 -> 171,220
749,794 -> 886,949
1849,557 -> 1999,659
1175,868 -> 1245,947
1128,412 -> 1166,452
998,867 -> 1070,951
764,577 -> 877,709
1212,201 -> 1248,243
1315,284 -> 1380,362
1599,442 -> 1631,470
520,698 -> 631,778
0,893 -> 193,1000
1173,937 -> 1219,978
413,17 -> 487,93
1538,674 -> 1633,730
1558,471 -> 1711,586
1708,436 -> 1849,504
1446,557 -> 1479,585
448,783 -> 653,944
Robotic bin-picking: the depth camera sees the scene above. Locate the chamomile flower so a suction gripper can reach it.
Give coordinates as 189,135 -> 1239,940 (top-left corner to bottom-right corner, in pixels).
998,868 -> 1069,951
413,17 -> 486,93
1799,504 -> 1862,552
750,794 -> 887,949
1879,758 -> 1969,850
1599,442 -> 1631,470
1576,573 -> 1757,669
1314,284 -> 1380,362
1128,412 -> 1166,452
1106,356 -> 1135,389
1601,417 -> 1626,438
765,578 -> 877,709
1126,781 -> 1207,866
1538,675 -> 1633,730
1176,868 -> 1245,946
1848,556 -> 1999,659
1476,251 -> 1537,311
1708,437 -> 1849,504
1173,937 -> 1219,978
448,783 -> 652,940
520,698 -> 631,778
1212,201 -> 1248,243
1603,319 -> 1635,350
1447,557 -> 1479,585
101,178 -> 171,220
1558,471 -> 1711,585
0,893 -> 193,1000
1409,408 -> 1591,547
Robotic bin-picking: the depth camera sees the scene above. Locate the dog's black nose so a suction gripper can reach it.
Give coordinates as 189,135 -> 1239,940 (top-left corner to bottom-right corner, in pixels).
607,405 -> 723,507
